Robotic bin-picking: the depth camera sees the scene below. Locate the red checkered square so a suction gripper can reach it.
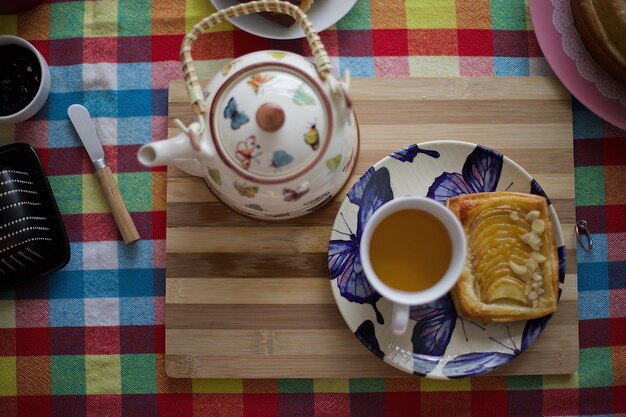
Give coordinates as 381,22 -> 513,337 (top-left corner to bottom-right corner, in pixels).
243,394 -> 279,417
543,389 -> 579,416
606,206 -> 626,233
0,397 -> 17,417
16,357 -> 50,395
267,39 -> 306,56
17,395 -> 51,417
30,40 -> 50,62
373,29 -> 409,56
62,214 -> 84,243
83,37 -> 118,64
51,326 -> 84,355
46,147 -> 87,176
15,300 -> 49,328
85,326 -> 120,355
611,317 -> 626,345
421,392 -> 471,417
87,394 -> 122,417
471,390 -> 507,416
615,384 -> 626,413
457,29 -> 494,56
408,29 -> 458,56
50,38 -> 83,66
527,31 -> 543,57
0,329 -> 16,355
118,36 -> 152,63
83,213 -> 119,242
151,34 -> 182,62
154,325 -> 165,354
151,211 -> 166,240
233,31 -> 270,57
191,31 -> 234,61
15,120 -> 49,150
386,392 -> 420,416
610,289 -> 626,317
314,393 -> 349,417
608,233 -> 626,262
318,30 -> 340,56
193,394 -> 243,417
120,325 -> 156,354
157,393 -> 193,417
604,138 -> 626,165
115,145 -> 145,173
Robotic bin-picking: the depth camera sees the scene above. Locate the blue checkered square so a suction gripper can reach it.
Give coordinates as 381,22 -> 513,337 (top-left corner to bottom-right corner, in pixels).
117,117 -> 152,145
117,90 -> 153,117
119,297 -> 154,325
84,90 -> 118,118
48,120 -> 82,148
579,290 -> 610,320
577,234 -> 608,264
118,240 -> 153,269
119,269 -> 155,297
118,63 -> 152,90
573,108 -> 604,139
45,92 -> 85,120
50,65 -> 84,93
49,270 -> 85,299
154,268 -> 165,297
50,298 -> 85,327
152,89 -> 169,116
84,270 -> 119,298
339,57 -> 375,77
578,262 -> 609,291
494,57 -> 530,76
65,242 -> 84,271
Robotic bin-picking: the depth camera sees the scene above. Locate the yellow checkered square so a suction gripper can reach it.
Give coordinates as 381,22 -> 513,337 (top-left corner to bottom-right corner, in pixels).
84,0 -> 118,37
406,0 -> 457,29
86,355 -> 121,394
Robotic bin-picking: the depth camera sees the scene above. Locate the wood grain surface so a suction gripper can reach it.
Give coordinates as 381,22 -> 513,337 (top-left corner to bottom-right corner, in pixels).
165,77 -> 578,378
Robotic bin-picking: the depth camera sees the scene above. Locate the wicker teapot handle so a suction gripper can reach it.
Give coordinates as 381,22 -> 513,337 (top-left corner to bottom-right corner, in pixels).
180,0 -> 333,116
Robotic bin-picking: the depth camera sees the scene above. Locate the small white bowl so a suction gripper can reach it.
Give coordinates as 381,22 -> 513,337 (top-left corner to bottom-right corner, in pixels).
0,35 -> 50,124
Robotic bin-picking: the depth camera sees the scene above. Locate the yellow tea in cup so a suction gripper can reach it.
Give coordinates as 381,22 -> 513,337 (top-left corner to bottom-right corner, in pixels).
369,209 -> 452,292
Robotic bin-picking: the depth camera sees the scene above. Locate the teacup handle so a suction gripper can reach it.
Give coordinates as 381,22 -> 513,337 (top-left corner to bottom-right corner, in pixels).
392,303 -> 410,335
180,0 -> 333,117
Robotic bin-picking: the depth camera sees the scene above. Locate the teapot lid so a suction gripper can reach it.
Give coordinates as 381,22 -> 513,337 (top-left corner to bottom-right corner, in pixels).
209,63 -> 330,184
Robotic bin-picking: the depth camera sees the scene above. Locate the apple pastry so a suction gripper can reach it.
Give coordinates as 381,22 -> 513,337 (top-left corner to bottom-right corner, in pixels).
446,192 -> 559,323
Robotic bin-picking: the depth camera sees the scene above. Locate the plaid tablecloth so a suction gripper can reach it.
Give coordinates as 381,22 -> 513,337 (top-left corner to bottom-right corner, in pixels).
0,0 -> 625,416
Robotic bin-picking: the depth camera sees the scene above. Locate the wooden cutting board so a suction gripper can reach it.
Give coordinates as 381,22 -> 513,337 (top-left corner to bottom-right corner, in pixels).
165,77 -> 578,378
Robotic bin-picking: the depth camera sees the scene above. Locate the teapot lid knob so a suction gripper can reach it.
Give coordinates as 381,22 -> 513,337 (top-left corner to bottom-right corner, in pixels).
256,102 -> 285,133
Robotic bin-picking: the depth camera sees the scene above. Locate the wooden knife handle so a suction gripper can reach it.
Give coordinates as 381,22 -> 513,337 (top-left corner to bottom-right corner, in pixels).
95,166 -> 140,245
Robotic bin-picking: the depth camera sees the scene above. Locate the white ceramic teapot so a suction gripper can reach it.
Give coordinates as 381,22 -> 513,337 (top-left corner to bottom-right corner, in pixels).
138,0 -> 358,220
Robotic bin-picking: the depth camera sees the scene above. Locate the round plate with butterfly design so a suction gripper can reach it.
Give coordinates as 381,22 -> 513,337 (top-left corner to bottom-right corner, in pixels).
327,140 -> 566,378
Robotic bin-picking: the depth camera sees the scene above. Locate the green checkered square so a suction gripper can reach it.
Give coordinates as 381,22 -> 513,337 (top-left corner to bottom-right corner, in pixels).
278,379 -> 313,393
0,357 -> 16,396
579,348 -> 613,388
121,354 -> 156,394
86,355 -> 121,394
51,355 -> 86,395
507,375 -> 543,390
50,1 -> 85,39
118,172 -> 152,212
349,378 -> 385,393
490,0 -> 527,30
575,166 -> 606,206
118,0 -> 151,36
49,175 -> 83,215
336,0 -> 371,30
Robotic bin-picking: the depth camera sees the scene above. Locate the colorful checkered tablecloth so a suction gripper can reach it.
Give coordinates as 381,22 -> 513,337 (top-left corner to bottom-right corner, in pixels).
0,0 -> 625,415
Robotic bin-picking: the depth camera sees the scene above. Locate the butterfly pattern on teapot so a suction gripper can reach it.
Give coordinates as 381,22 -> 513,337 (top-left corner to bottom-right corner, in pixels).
247,73 -> 274,95
235,136 -> 262,170
224,97 -> 249,130
283,184 -> 310,202
234,181 -> 259,198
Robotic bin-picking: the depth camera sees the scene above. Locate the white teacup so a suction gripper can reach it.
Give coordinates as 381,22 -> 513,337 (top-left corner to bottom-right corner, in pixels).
359,196 -> 467,335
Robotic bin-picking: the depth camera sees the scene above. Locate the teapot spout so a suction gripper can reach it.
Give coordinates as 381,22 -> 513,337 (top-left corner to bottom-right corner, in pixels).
137,132 -> 194,168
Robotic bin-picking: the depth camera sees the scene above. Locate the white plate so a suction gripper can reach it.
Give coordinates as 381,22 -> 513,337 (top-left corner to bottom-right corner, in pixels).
210,0 -> 357,40
327,141 -> 566,379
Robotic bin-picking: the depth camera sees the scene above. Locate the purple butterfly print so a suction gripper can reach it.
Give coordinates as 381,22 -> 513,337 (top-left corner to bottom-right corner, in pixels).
354,320 -> 384,359
390,144 -> 440,163
427,145 -> 504,203
328,167 -> 394,324
410,295 -> 458,376
441,351 -> 514,378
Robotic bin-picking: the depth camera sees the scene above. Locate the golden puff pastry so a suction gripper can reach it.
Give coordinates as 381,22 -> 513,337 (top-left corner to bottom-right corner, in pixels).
446,192 -> 559,323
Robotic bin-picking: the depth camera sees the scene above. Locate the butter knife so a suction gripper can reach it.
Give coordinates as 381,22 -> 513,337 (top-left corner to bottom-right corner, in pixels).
68,104 -> 140,245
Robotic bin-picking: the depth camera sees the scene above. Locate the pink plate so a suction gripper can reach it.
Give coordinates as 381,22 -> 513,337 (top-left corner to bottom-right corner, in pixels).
529,0 -> 626,130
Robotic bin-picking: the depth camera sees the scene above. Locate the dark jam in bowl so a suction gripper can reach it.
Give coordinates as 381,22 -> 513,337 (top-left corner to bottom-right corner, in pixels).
0,44 -> 42,116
